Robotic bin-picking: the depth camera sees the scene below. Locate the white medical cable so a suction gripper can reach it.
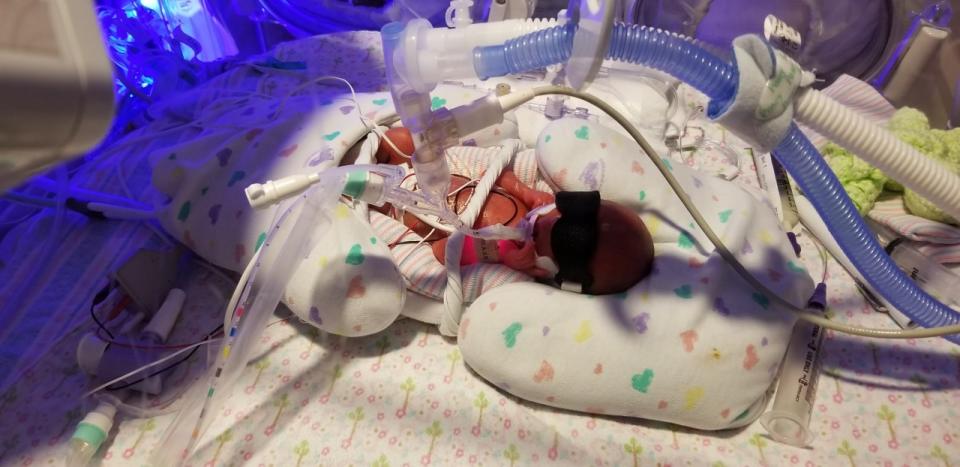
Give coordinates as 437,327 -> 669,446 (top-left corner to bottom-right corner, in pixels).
88,317 -> 284,416
440,141 -> 516,336
0,311 -> 93,395
516,86 -> 960,339
111,149 -> 175,246
274,75 -> 411,160
0,209 -> 38,227
397,228 -> 437,269
31,176 -> 152,209
799,226 -> 830,284
224,247 -> 262,332
2,191 -> 157,220
95,391 -> 181,418
398,0 -> 425,19
3,191 -> 57,208
82,337 -> 223,398
88,202 -> 157,219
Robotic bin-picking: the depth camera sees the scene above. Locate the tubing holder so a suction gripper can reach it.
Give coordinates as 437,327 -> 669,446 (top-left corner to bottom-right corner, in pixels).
710,35 -> 816,153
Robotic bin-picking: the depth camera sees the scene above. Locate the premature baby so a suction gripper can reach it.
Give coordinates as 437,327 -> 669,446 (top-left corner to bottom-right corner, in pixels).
374,128 -> 655,295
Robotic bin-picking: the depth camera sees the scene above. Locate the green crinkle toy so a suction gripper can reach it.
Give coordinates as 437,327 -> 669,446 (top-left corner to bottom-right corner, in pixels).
888,107 -> 932,135
886,108 -> 944,192
821,142 -> 888,214
820,107 -> 959,225
890,108 -> 959,224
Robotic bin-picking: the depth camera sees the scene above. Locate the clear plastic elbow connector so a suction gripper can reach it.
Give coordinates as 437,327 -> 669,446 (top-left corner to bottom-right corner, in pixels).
380,21 -> 529,242
380,22 -> 454,209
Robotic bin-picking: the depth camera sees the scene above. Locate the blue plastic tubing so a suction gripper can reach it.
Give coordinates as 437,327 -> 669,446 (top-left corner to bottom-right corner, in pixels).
475,22 -> 960,342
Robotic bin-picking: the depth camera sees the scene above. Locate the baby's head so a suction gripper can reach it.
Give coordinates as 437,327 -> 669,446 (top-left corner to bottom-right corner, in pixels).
533,192 -> 654,295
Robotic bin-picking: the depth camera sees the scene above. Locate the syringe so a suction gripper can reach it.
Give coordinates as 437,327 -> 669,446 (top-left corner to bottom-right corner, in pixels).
759,285 -> 827,447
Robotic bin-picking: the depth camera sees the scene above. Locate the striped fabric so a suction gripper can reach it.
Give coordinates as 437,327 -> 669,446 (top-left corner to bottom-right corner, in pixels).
370,145 -> 540,302
369,211 -> 531,302
801,74 -> 897,148
870,198 -> 960,245
0,155 -> 164,390
403,145 -> 541,186
871,199 -> 960,264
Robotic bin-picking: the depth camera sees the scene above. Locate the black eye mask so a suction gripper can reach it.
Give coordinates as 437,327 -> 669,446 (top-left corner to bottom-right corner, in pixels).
551,191 -> 600,293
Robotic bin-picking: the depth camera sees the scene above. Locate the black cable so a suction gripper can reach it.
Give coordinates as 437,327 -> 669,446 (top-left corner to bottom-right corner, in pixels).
394,239 -> 436,246
90,286 -> 115,339
105,324 -> 224,391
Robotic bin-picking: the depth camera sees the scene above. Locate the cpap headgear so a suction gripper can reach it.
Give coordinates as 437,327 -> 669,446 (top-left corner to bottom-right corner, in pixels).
551,191 -> 601,294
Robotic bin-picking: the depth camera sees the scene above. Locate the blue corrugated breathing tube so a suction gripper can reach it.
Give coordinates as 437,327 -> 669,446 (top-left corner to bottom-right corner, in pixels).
474,22 -> 960,343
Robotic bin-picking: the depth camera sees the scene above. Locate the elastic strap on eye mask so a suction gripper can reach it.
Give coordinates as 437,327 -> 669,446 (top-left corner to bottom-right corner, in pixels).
551,191 -> 600,293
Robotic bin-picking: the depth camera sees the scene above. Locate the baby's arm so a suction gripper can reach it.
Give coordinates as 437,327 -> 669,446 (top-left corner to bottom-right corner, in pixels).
496,170 -> 554,209
432,236 -> 552,278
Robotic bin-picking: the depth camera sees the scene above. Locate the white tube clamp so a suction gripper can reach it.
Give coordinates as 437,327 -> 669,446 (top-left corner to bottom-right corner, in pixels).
711,35 -> 816,153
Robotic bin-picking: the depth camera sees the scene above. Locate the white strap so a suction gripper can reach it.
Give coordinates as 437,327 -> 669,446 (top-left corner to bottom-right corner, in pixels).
711,35 -> 815,153
440,231 -> 466,336
439,140 -> 520,336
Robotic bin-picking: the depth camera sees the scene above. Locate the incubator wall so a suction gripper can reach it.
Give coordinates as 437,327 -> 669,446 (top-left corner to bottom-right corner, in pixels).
626,0 -> 952,89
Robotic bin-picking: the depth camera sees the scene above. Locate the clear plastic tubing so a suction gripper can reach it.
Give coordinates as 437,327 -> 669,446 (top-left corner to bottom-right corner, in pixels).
474,22 -> 960,343
153,167 -> 355,465
0,166 -> 71,390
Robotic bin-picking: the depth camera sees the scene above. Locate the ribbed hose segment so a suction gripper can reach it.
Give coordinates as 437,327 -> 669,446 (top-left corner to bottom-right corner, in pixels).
606,23 -> 736,103
774,126 -> 960,343
796,90 -> 960,220
475,23 -> 737,104
473,20 -> 960,343
474,24 -> 576,80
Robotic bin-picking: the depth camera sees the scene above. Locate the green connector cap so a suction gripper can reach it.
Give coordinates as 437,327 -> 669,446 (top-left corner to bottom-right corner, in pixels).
72,422 -> 107,448
343,170 -> 368,199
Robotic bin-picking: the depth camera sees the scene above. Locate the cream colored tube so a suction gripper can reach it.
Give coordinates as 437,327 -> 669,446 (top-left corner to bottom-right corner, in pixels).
795,89 -> 960,221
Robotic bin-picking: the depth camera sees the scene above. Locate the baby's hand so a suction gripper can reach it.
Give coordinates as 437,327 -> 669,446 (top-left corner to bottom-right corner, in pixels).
501,241 -> 552,278
497,170 -> 554,209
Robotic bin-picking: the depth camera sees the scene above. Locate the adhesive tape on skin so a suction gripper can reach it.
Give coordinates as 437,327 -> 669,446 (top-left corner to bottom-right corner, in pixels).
535,255 -> 560,276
